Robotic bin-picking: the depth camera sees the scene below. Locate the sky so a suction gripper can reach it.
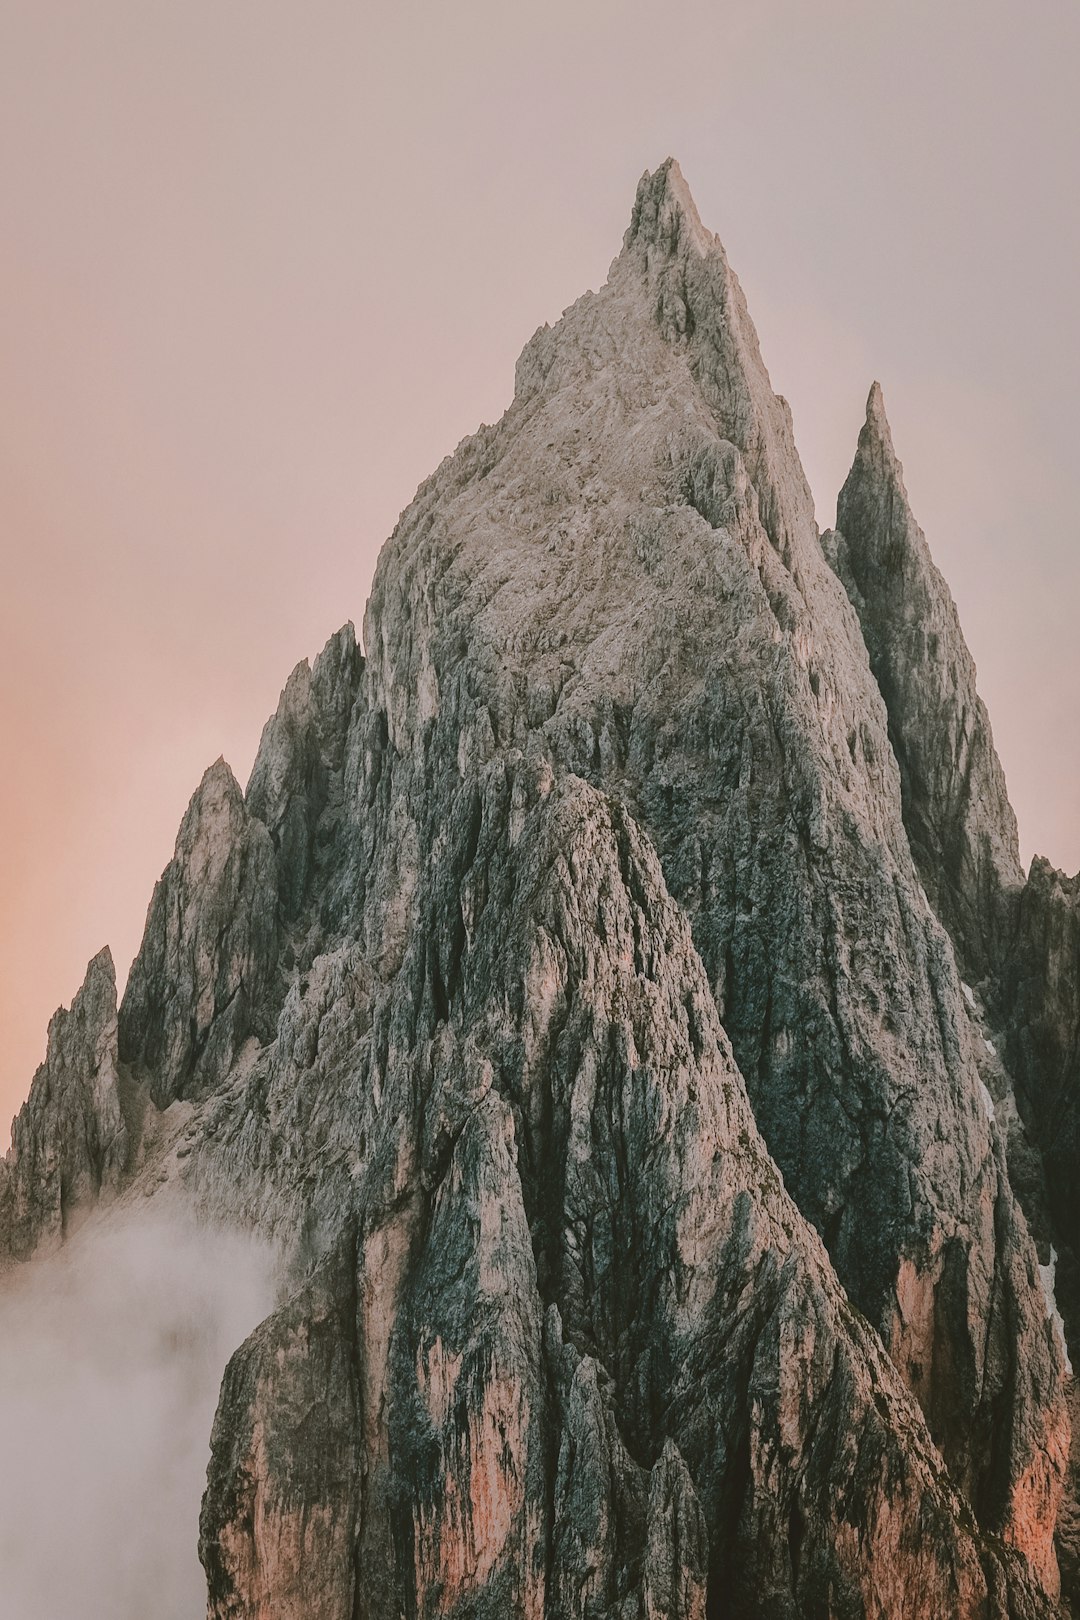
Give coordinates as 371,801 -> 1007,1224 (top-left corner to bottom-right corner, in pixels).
1,0 -> 1078,1122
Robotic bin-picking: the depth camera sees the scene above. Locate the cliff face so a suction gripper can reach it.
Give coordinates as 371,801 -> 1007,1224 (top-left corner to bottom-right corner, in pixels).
1001,860 -> 1080,1605
118,758 -> 281,1108
2,159 -> 1075,1618
826,381 -> 1080,1609
200,775 -> 1053,1618
1003,860 -> 1080,1276
826,383 -> 1024,983
0,947 -> 131,1260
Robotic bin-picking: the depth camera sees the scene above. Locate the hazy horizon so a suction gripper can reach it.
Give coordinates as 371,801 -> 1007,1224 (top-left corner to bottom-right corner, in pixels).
2,0 -> 1078,1121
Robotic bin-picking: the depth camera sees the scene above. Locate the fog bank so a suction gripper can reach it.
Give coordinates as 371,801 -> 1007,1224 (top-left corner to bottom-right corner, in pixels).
0,1213 -> 278,1618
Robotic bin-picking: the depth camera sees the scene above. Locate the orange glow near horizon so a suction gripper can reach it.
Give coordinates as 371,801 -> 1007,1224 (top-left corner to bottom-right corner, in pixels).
2,0 -> 1079,1123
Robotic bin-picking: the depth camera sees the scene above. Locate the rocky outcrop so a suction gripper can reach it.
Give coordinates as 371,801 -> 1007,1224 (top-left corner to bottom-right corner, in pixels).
0,948 -> 131,1260
199,1235 -> 362,1620
2,159 -> 1073,1616
245,622 -> 363,921
828,384 -> 1080,1602
201,774 -> 1054,1618
826,382 -> 1024,980
1003,851 -> 1080,1620
118,759 -> 279,1106
352,156 -> 1066,1576
1005,860 -> 1080,1267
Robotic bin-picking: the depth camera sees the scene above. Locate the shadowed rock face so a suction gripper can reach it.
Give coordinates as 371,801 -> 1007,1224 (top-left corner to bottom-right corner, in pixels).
2,160 -> 1075,1616
827,381 -> 1080,1609
1002,858 -> 1080,1606
118,758 -> 280,1106
198,1235 -> 363,1620
200,776 -> 1053,1618
0,948 -> 129,1260
245,621 -> 363,922
827,382 -> 1024,983
1006,860 -> 1080,1251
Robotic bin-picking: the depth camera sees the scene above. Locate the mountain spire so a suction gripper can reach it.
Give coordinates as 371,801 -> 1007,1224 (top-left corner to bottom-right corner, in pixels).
829,381 -> 1024,975
625,157 -> 714,258
1,946 -> 126,1260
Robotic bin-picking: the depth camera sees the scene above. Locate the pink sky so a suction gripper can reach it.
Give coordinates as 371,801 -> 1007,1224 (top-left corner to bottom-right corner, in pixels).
2,0 -> 1078,1121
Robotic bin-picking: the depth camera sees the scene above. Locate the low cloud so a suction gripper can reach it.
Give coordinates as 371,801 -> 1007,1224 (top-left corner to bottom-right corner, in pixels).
0,1211 -> 278,1618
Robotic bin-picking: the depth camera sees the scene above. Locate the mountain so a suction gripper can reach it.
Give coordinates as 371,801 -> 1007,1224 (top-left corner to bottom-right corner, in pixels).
2,159 -> 1076,1619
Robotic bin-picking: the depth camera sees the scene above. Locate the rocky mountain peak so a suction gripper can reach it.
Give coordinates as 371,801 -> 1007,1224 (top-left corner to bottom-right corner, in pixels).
119,755 -> 279,1107
183,758 -> 247,871
361,159 -> 1067,1601
1,945 -> 126,1262
841,380 -> 910,527
45,944 -> 117,1081
828,379 -> 1024,978
864,376 -> 892,438
624,156 -> 715,259
3,158 -> 1076,1618
69,942 -> 116,1018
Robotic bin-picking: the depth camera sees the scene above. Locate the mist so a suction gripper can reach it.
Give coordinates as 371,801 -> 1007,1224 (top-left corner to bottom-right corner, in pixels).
0,1211 -> 279,1618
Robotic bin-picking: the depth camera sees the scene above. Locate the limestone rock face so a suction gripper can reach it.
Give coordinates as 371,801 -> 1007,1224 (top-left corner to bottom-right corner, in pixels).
1003,850 -> 1080,1611
200,775 -> 1053,1618
118,758 -> 279,1106
353,156 -> 1066,1577
1005,860 -> 1080,1272
827,382 -> 1024,980
245,621 -> 363,921
827,382 -> 1080,1603
0,948 -> 129,1261
199,1236 -> 362,1620
1,159 -> 1074,1617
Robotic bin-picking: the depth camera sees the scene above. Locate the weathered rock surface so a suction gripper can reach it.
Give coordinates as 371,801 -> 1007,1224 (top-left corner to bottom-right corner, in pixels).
828,383 -> 1080,1606
344,156 -> 1066,1579
118,758 -> 280,1106
1005,861 -> 1080,1277
826,382 -> 1024,980
1002,856 -> 1080,1605
0,947 -> 133,1261
245,620 -> 363,922
2,159 -> 1075,1616
201,775 -> 1055,1617
199,1234 -> 363,1620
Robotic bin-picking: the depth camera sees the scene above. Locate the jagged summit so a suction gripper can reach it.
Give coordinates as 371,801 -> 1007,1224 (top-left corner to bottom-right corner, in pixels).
1,943 -> 125,1260
2,160 -> 1075,1617
203,753 -> 240,791
840,379 -> 909,522
829,374 -> 1024,975
865,376 -> 889,428
625,156 -> 716,258
860,378 -> 899,468
73,942 -> 115,1004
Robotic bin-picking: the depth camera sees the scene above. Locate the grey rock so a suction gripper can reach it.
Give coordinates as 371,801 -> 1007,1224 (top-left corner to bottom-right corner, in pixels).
246,622 -> 363,921
118,757 -> 279,1105
0,948 -> 132,1261
1001,855 -> 1080,1606
199,1232 -> 362,1619
2,159 -> 1073,1616
1005,859 -> 1080,1271
354,156 -> 1066,1576
827,381 -> 1024,980
201,772 -> 1053,1617
828,381 -> 1080,1604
